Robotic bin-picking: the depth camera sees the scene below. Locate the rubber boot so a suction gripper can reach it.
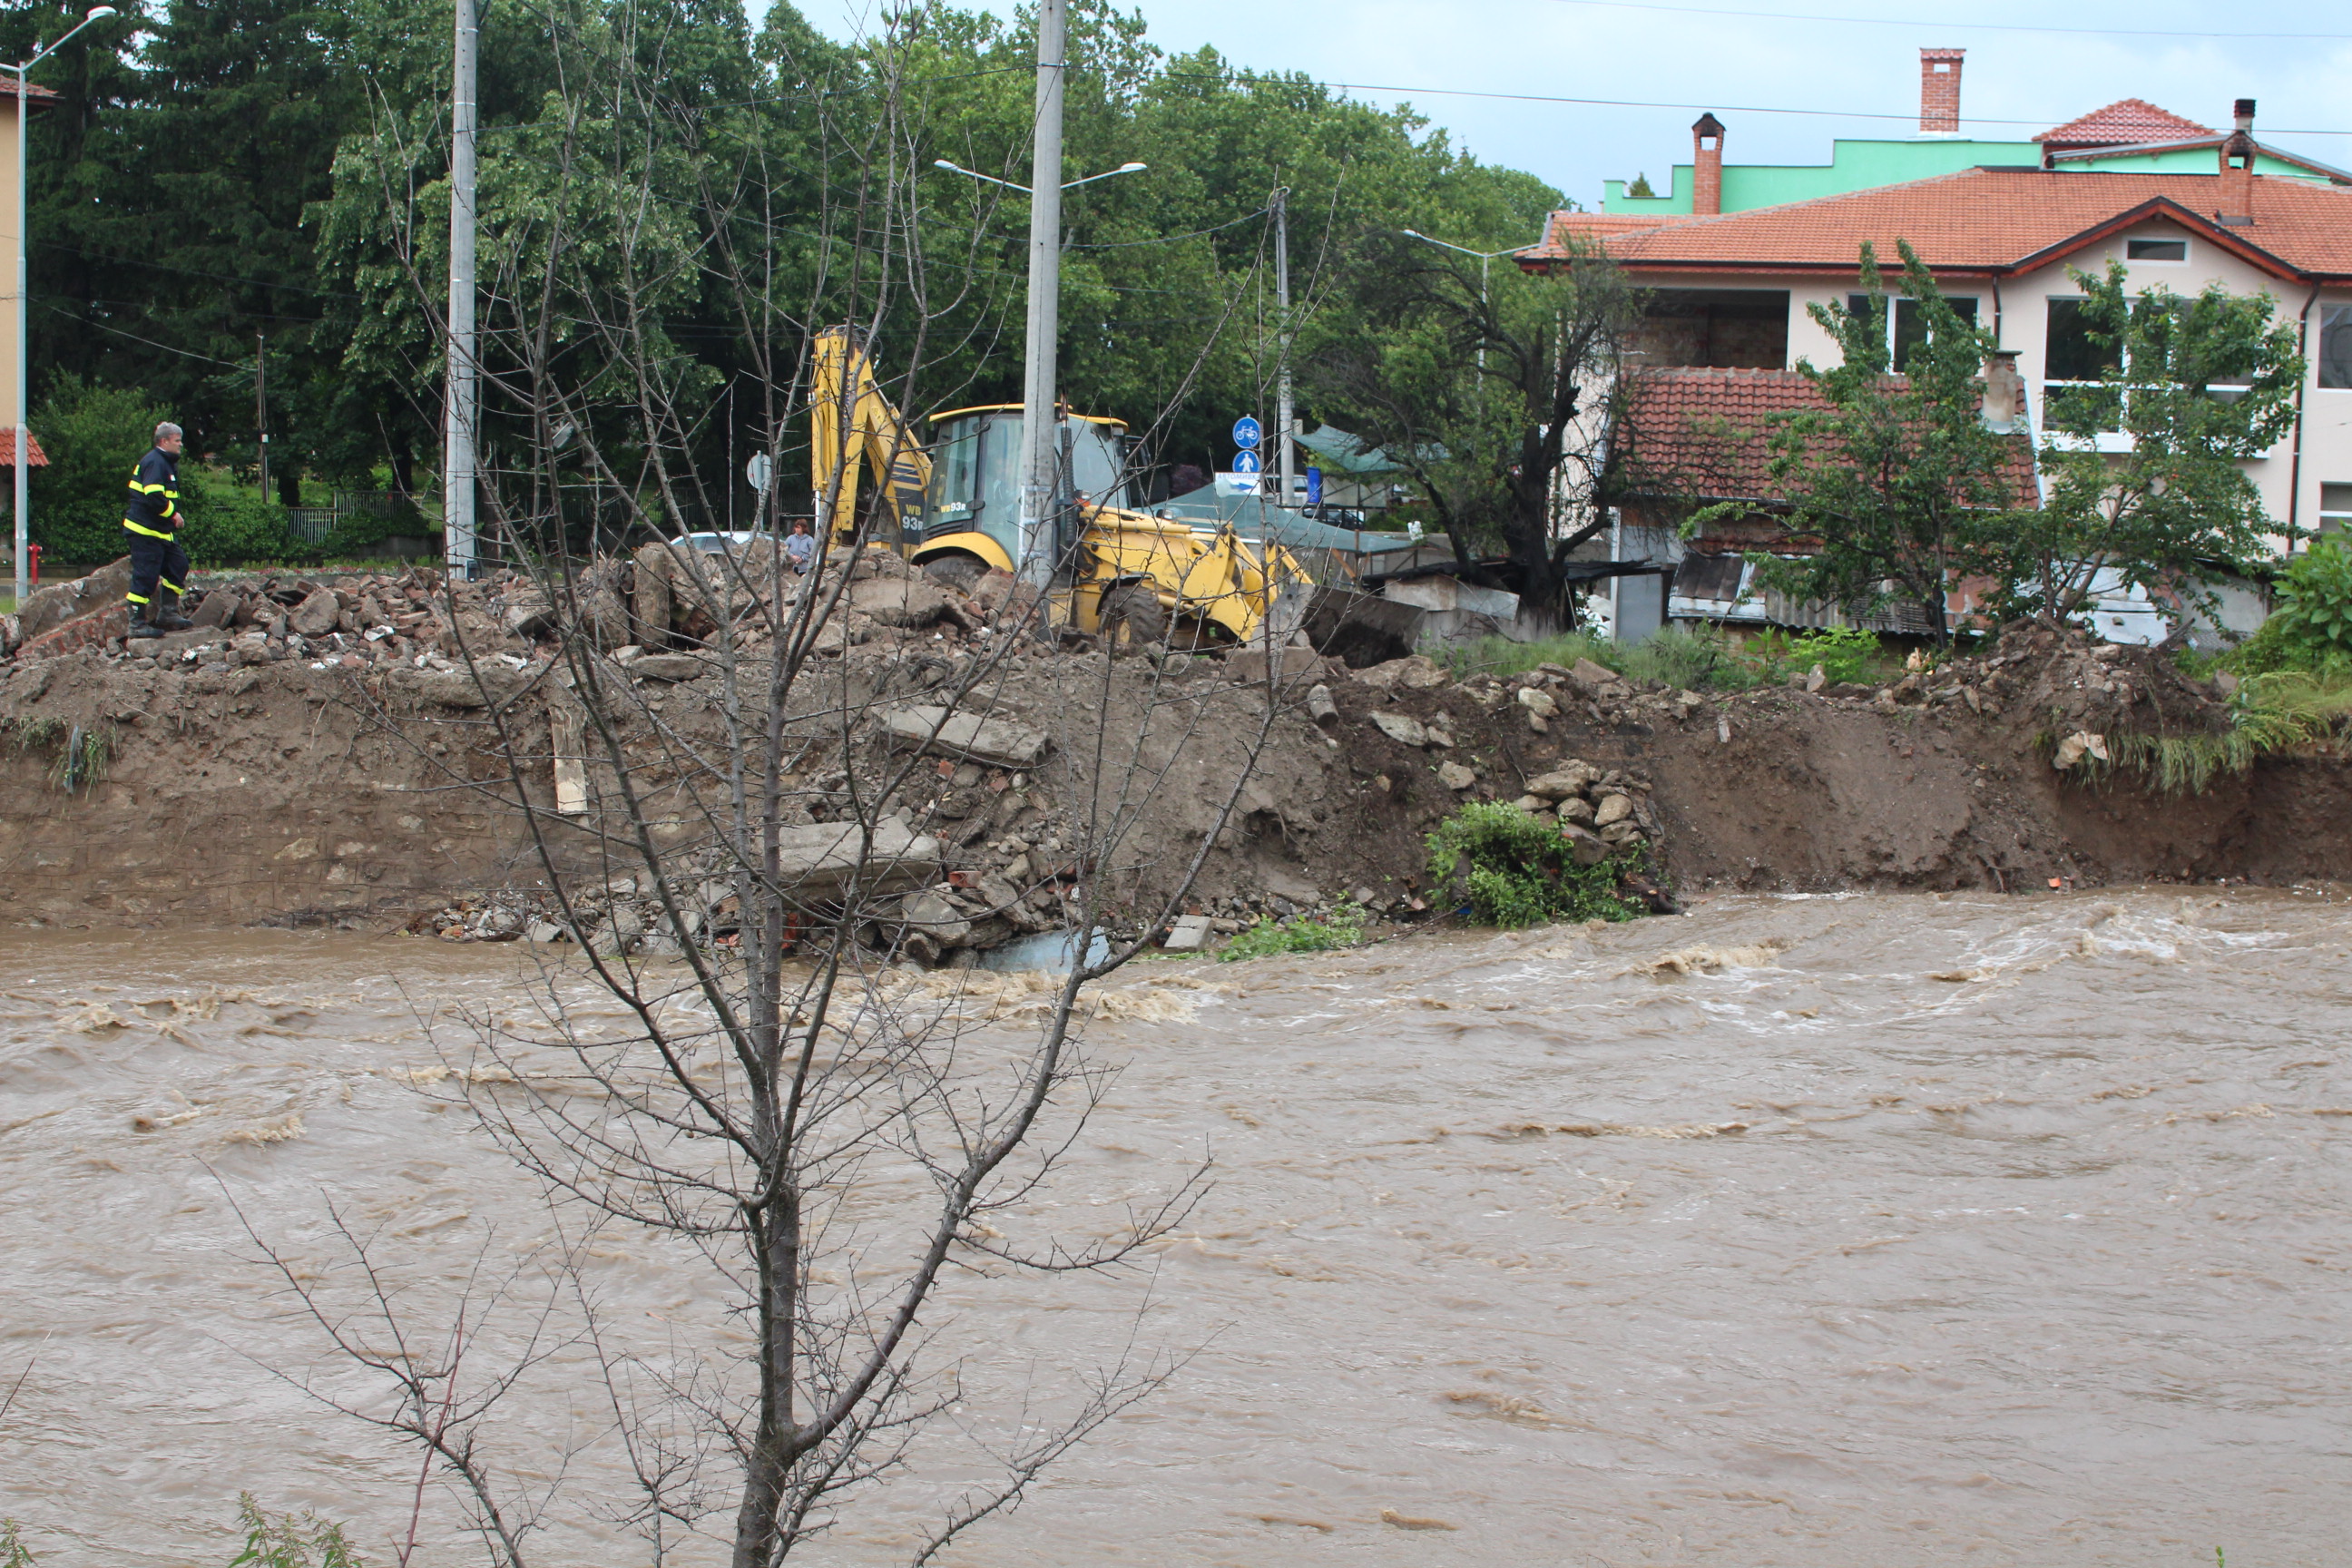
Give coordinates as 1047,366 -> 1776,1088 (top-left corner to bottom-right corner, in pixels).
153,589 -> 194,632
127,601 -> 162,640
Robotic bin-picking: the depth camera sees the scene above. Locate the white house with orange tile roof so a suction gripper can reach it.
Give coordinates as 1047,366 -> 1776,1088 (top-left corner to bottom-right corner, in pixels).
1524,103 -> 2352,638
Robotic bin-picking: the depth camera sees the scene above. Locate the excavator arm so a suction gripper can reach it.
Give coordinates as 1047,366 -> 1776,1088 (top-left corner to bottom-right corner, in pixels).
810,327 -> 933,550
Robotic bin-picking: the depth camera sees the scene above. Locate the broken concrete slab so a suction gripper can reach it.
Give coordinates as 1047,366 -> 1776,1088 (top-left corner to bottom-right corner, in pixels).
1356,653 -> 1447,691
1225,646 -> 1326,684
1162,914 -> 1212,952
897,889 -> 974,948
1370,710 -> 1429,747
632,653 -> 705,681
11,555 -> 132,646
772,819 -> 942,899
503,592 -> 555,638
289,588 -> 342,638
1568,658 -> 1620,694
882,705 -> 1050,768
848,574 -> 956,628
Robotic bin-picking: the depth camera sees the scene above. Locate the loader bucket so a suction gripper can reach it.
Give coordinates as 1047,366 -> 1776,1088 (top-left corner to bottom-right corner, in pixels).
1298,585 -> 1425,667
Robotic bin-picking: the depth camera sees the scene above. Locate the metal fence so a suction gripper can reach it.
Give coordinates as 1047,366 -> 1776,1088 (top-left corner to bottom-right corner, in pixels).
286,507 -> 338,544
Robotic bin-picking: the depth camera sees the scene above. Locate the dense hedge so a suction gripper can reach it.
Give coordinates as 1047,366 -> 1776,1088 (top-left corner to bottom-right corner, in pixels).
26,375 -> 300,566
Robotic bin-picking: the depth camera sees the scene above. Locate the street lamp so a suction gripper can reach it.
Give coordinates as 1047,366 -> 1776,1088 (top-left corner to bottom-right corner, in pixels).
12,5 -> 115,613
936,149 -> 1146,584
932,159 -> 1147,196
1401,229 -> 1523,374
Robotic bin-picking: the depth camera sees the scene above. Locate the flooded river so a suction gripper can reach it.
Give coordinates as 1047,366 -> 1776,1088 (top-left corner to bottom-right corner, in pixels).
5,890 -> 2349,1565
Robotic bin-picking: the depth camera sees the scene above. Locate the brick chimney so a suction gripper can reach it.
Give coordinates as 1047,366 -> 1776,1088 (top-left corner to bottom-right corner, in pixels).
1691,113 -> 1725,216
1980,350 -> 2024,433
1919,49 -> 1965,135
2219,97 -> 2258,220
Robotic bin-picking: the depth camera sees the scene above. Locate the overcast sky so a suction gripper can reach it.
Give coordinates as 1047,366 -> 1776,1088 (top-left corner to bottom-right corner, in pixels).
796,0 -> 2352,237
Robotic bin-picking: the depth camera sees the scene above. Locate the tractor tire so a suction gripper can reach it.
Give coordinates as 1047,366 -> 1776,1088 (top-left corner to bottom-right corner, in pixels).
1101,584 -> 1169,652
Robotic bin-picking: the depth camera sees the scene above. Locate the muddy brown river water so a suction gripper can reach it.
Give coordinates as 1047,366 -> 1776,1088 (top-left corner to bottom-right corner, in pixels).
5,889 -> 2349,1566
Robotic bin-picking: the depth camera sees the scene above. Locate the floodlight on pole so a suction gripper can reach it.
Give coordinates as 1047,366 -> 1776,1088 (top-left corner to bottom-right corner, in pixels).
936,130 -> 1147,586
932,158 -> 1148,196
1401,229 -> 1525,376
14,5 -> 117,613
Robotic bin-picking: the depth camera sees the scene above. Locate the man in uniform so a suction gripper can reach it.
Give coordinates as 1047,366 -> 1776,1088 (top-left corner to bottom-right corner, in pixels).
124,420 -> 191,640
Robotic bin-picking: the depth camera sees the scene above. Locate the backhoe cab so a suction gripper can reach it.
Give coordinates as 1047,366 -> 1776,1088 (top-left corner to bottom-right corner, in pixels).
810,327 -> 1312,649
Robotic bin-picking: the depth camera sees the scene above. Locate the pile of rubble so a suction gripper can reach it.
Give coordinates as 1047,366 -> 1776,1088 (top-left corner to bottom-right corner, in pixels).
1510,759 -> 1661,861
0,542 -> 1042,670
4,561 -> 560,669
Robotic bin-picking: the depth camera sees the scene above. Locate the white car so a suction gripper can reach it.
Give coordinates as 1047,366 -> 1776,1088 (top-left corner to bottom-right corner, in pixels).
671,531 -> 777,555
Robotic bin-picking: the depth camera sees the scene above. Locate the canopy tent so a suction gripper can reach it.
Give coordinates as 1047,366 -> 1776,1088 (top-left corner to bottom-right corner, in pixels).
1291,424 -> 1443,475
1154,483 -> 1420,557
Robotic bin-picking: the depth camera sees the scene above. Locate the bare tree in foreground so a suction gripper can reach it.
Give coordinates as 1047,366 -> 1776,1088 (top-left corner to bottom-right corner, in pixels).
289,11 -> 1322,1562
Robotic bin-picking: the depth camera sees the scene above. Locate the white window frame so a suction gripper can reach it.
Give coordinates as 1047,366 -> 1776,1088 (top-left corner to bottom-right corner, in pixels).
2040,293 -> 2264,451
2318,304 -> 2352,393
2041,295 -> 2126,446
1841,291 -> 1981,372
2123,235 -> 2191,266
2318,482 -> 2352,539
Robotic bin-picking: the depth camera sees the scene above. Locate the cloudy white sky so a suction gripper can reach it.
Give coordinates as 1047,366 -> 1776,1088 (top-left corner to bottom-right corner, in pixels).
799,0 -> 2352,234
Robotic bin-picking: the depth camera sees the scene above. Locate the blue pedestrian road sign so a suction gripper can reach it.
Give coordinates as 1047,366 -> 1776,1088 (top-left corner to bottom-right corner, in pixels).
1230,449 -> 1261,474
1230,415 -> 1262,450
1306,466 -> 1323,506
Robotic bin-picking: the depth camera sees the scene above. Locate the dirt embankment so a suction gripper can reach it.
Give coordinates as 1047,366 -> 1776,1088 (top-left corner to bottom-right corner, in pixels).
3,579 -> 2347,936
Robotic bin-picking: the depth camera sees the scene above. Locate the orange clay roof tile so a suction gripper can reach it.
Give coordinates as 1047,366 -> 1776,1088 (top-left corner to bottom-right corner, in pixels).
1616,367 -> 2035,504
1517,169 -> 2352,279
2035,99 -> 2216,148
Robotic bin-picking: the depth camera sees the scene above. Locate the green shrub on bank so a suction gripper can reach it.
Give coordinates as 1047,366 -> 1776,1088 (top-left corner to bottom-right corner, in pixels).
0,1496 -> 358,1568
1218,901 -> 1367,961
1425,801 -> 1649,927
2233,535 -> 2352,678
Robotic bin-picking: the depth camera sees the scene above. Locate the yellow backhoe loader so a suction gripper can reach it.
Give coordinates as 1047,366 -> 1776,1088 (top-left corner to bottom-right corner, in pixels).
810,326 -> 1314,647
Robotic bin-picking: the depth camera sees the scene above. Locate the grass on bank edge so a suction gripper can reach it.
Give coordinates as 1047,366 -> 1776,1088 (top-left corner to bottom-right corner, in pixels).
1434,623 -> 1906,694
2064,668 -> 2352,795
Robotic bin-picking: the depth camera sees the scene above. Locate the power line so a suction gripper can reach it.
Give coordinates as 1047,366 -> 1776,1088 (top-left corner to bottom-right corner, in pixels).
1287,76 -> 2352,137
43,303 -> 248,368
1544,0 -> 2352,41
1159,68 -> 2352,138
1063,208 -> 1270,249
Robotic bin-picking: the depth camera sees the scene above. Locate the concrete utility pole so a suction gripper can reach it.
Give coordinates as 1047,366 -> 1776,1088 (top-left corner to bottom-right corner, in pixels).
11,5 -> 115,612
444,0 -> 478,577
254,332 -> 269,502
1272,185 -> 1293,512
1015,0 -> 1065,587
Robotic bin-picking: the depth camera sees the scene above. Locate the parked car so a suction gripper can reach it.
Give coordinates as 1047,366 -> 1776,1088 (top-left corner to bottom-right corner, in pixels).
671,530 -> 777,555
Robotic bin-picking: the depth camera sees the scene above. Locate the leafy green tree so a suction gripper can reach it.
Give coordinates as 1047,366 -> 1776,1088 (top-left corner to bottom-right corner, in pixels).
1709,240 -> 2024,642
1985,261 -> 2302,627
1304,231 -> 1637,626
22,0 -> 366,497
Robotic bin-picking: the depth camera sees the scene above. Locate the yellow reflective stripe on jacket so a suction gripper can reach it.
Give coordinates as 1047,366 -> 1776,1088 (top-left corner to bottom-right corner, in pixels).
122,518 -> 177,542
